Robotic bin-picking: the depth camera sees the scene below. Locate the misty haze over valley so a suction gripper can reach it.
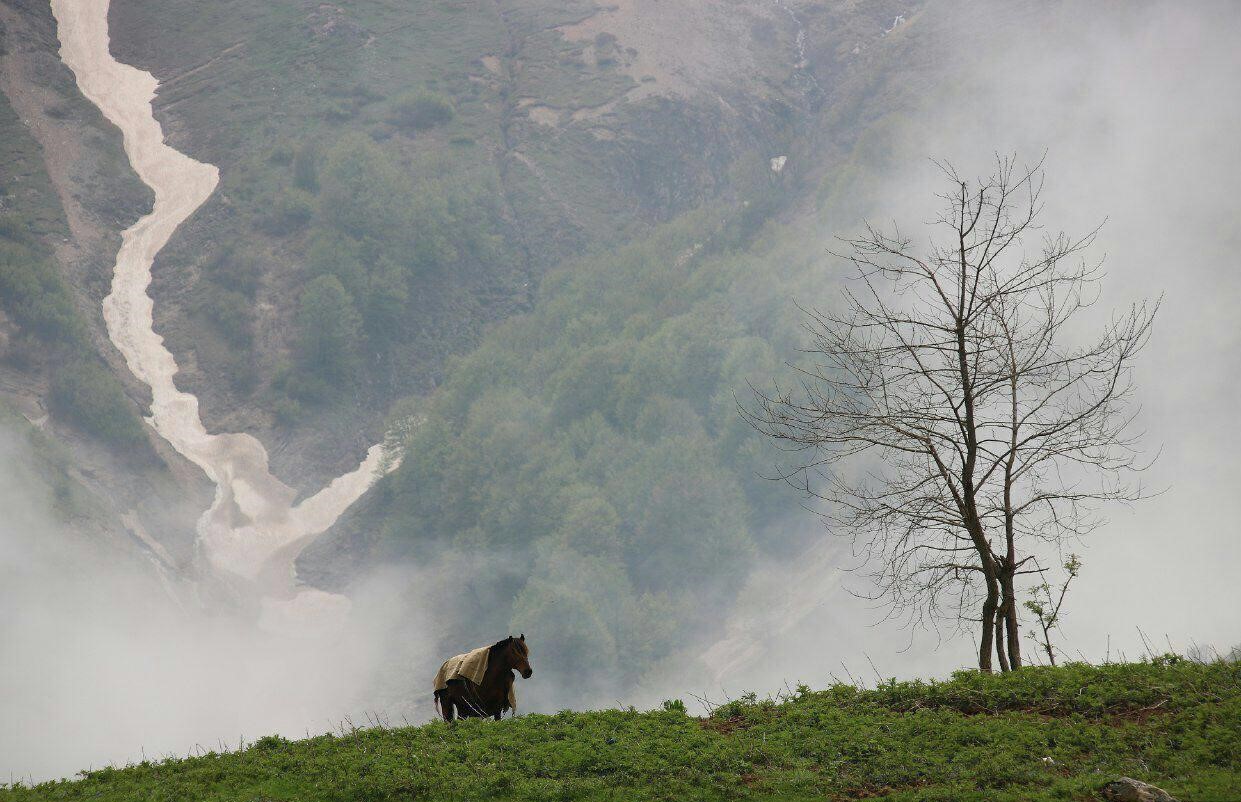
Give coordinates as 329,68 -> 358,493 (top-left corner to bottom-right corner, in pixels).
0,0 -> 1238,794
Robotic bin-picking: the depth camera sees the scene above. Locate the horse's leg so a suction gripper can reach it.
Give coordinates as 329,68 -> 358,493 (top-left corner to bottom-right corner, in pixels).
457,682 -> 484,718
437,691 -> 455,722
462,687 -> 483,718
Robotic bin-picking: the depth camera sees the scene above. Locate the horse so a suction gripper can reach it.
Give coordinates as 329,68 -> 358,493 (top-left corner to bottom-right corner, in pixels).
433,634 -> 532,721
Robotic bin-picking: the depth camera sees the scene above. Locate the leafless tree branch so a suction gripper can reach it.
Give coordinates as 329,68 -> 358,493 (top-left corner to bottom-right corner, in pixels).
743,155 -> 1158,671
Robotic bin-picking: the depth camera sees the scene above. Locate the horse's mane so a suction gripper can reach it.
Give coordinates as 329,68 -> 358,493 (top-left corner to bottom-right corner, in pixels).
490,635 -> 528,659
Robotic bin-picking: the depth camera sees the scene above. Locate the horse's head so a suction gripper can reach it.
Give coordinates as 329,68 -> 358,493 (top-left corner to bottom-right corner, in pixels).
495,634 -> 532,679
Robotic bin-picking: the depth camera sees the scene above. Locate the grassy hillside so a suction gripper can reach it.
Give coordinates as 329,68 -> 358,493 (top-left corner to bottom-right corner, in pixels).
4,660 -> 1237,801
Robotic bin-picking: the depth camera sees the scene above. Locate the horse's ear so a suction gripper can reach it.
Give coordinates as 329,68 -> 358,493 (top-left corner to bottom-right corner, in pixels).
520,633 -> 525,641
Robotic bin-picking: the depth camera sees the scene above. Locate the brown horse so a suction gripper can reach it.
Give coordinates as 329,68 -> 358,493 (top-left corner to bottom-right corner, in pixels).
434,635 -> 532,721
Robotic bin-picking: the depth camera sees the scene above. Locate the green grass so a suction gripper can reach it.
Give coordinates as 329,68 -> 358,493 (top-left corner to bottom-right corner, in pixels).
5,659 -> 1237,801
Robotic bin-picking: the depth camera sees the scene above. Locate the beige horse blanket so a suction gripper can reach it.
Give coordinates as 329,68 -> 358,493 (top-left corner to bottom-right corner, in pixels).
433,645 -> 517,711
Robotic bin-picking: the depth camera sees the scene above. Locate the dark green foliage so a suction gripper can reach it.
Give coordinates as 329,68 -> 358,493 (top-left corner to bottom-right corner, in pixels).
302,135 -> 507,366
293,274 -> 361,396
49,359 -> 145,446
0,240 -> 87,345
359,206 -> 820,695
199,284 -> 254,349
317,136 -> 408,241
181,247 -> 261,395
314,136 -> 469,275
5,661 -> 1238,801
257,187 -> 315,236
389,91 -> 455,133
200,246 -> 261,298
292,143 -> 320,193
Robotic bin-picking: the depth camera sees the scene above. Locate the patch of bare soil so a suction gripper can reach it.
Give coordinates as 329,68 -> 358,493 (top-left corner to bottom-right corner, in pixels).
557,0 -> 790,106
698,715 -> 754,736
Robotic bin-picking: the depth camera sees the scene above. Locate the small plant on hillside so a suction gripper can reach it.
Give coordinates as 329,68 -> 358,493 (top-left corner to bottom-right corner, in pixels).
1024,554 -> 1081,666
660,699 -> 686,714
49,358 -> 146,446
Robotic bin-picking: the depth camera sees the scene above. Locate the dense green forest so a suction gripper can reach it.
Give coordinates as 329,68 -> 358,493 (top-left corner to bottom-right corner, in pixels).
7,0 -> 925,705
182,129 -> 522,413
273,133 -> 517,411
68,0 -> 921,691
6,659 -> 1237,801
119,0 -> 806,453
7,0 -> 919,699
318,128 -> 902,697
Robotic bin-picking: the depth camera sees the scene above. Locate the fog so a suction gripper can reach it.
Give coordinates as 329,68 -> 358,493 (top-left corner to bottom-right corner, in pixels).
692,0 -> 1241,696
0,428 -> 439,781
5,0 -> 1241,783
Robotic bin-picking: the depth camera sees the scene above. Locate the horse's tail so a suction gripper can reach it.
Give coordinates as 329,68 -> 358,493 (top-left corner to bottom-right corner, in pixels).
433,690 -> 442,719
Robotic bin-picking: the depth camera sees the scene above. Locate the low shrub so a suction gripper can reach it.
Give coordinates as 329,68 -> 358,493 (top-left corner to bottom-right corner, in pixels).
388,92 -> 454,133
49,358 -> 145,446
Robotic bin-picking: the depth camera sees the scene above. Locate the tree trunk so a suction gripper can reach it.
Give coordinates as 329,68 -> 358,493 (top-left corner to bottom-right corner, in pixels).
978,574 -> 999,673
995,604 -> 1011,672
1001,570 -> 1022,669
1005,593 -> 1022,669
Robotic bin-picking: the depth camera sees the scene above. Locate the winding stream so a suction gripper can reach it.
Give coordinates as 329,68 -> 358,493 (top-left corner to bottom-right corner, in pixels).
51,0 -> 394,629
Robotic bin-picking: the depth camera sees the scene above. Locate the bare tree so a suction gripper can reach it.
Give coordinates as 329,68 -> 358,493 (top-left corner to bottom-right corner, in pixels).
745,155 -> 1157,672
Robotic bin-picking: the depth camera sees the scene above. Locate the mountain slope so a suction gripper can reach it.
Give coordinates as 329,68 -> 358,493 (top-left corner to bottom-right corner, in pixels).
0,0 -> 210,563
300,0 -> 943,705
103,0 -> 920,488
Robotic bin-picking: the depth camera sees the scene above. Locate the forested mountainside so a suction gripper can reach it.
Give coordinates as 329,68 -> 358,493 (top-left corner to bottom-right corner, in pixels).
104,0 -> 920,486
293,0 -> 948,702
2,0 -> 1048,706
0,0 -> 975,704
